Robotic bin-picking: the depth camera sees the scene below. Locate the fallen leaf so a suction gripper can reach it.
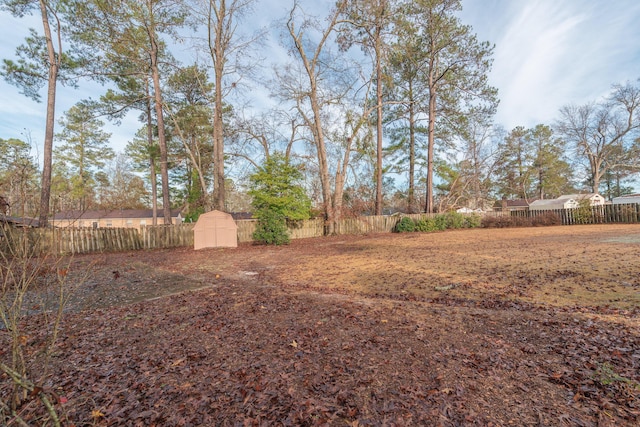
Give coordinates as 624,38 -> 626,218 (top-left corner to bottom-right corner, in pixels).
92,409 -> 105,419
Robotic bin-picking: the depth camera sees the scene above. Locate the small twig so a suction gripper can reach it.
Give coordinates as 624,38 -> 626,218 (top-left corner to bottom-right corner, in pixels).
0,362 -> 61,427
0,395 -> 30,427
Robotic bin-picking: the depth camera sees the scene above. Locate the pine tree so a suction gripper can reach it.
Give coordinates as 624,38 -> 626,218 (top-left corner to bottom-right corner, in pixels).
54,102 -> 114,210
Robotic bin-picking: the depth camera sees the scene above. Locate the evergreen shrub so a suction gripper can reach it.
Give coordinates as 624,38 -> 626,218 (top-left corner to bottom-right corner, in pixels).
252,209 -> 290,245
395,216 -> 415,232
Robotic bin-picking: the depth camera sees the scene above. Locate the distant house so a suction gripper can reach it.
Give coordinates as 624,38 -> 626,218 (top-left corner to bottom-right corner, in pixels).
0,215 -> 39,228
456,207 -> 486,214
529,194 -> 605,211
456,207 -> 475,214
492,199 -> 537,212
558,193 -> 605,206
529,198 -> 578,211
612,193 -> 640,205
51,209 -> 184,230
230,212 -> 254,220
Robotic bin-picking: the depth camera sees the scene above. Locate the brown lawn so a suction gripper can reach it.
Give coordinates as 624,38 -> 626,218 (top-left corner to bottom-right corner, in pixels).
2,224 -> 639,425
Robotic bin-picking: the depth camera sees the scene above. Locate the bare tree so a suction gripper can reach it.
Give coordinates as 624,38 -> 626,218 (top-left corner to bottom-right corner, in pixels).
195,0 -> 262,211
455,108 -> 497,210
281,2 -> 374,233
283,2 -> 345,233
557,81 -> 640,194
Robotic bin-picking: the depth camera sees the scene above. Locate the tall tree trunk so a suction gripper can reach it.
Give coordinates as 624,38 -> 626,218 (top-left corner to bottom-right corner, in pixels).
408,80 -> 416,213
209,0 -> 227,212
374,32 -> 383,215
145,85 -> 158,225
310,90 -> 335,234
149,24 -> 172,225
212,54 -> 225,211
589,154 -> 603,195
425,84 -> 436,213
38,0 -> 59,227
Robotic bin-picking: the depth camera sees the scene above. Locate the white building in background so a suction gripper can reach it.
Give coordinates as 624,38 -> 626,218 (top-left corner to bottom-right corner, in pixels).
529,194 -> 605,211
563,193 -> 605,206
612,194 -> 640,205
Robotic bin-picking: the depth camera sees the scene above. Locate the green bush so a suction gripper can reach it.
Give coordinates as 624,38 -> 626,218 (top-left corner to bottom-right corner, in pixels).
399,213 -> 483,233
464,213 -> 482,228
573,200 -> 592,224
414,217 -> 438,232
434,214 -> 448,230
414,219 -> 428,232
445,212 -> 465,229
252,209 -> 290,245
395,216 -> 415,232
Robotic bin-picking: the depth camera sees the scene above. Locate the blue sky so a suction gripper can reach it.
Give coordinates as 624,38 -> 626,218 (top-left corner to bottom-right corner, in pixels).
1,0 -> 640,157
461,0 -> 640,129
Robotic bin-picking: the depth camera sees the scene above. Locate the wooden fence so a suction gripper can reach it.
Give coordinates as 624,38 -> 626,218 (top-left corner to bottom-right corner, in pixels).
2,204 -> 638,256
512,203 -> 640,225
140,224 -> 195,248
236,214 -> 444,242
1,224 -> 195,256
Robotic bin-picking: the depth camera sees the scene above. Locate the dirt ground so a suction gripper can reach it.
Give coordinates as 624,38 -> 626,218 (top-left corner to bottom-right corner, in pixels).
2,224 -> 640,426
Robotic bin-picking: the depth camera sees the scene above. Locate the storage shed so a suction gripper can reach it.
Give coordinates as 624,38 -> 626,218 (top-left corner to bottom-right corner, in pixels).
193,210 -> 238,250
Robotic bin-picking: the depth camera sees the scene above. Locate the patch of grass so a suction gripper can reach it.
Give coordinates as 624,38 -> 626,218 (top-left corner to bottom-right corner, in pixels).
594,363 -> 640,389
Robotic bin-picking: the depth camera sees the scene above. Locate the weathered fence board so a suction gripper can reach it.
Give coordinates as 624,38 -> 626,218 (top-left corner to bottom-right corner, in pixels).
140,224 -> 195,249
236,220 -> 257,243
0,226 -> 144,256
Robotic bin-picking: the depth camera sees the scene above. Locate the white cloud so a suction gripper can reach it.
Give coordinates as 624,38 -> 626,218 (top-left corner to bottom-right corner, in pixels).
461,0 -> 640,130
492,2 -> 585,127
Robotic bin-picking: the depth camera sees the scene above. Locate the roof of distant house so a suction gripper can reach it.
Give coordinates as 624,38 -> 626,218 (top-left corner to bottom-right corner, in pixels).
557,193 -> 600,200
0,215 -> 39,227
52,209 -> 183,220
529,198 -> 577,210
230,212 -> 253,220
493,198 -> 538,208
613,193 -> 640,198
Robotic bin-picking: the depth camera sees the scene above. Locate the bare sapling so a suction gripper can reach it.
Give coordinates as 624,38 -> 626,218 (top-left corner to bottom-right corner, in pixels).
0,224 -> 85,426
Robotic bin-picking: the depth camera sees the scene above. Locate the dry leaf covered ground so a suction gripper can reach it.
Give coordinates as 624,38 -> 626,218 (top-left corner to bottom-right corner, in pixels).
2,224 -> 640,425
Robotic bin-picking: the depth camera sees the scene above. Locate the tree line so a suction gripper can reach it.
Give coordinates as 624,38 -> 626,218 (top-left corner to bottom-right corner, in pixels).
1,0 -> 639,229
